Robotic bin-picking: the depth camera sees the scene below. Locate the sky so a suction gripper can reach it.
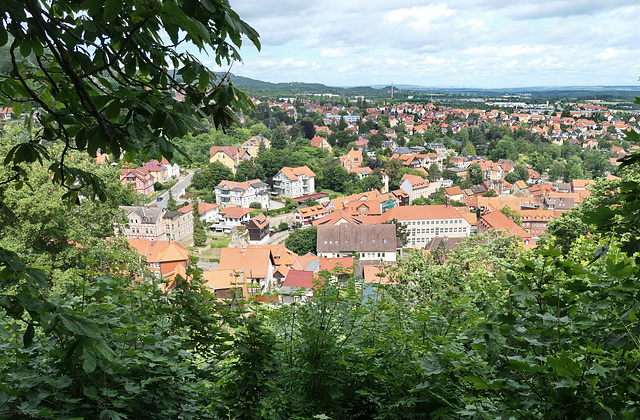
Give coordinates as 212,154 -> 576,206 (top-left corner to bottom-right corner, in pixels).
199,1 -> 640,89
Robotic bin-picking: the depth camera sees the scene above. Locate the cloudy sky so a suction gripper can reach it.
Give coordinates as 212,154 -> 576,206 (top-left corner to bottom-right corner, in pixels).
202,1 -> 640,88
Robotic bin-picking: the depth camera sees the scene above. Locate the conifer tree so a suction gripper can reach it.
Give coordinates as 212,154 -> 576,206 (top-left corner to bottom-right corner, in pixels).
192,200 -> 207,246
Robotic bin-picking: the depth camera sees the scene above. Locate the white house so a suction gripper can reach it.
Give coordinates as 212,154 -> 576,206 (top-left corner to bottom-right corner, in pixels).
272,166 -> 316,198
215,179 -> 270,208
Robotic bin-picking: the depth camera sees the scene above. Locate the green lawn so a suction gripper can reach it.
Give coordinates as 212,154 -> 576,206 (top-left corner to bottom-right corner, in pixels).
209,234 -> 232,248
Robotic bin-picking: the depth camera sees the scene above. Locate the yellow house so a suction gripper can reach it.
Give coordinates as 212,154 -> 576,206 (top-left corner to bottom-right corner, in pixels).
241,135 -> 271,158
209,146 -> 247,174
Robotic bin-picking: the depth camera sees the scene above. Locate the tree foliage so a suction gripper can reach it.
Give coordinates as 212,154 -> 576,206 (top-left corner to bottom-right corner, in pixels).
285,227 -> 317,256
0,0 -> 259,207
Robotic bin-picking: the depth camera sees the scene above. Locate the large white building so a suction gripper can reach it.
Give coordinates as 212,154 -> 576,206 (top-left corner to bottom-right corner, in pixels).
378,205 -> 471,249
215,179 -> 270,208
272,166 -> 316,198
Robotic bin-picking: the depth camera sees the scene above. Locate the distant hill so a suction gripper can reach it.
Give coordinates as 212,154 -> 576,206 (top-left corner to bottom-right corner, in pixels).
218,72 -> 640,101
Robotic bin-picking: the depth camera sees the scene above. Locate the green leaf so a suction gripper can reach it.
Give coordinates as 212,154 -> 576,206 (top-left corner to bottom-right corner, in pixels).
83,348 -> 97,373
463,375 -> 489,390
23,324 -> 35,347
13,102 -> 23,117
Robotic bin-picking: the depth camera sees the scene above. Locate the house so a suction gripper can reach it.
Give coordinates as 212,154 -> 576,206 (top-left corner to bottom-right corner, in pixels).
178,202 -> 219,224
213,207 -> 252,232
400,174 -> 430,204
203,269 -> 246,300
310,136 -> 333,152
444,186 -> 464,204
142,160 -> 169,184
161,158 -> 180,179
294,205 -> 330,227
120,168 -> 155,196
209,146 -> 248,174
215,179 -> 270,208
279,270 -> 317,303
477,211 -> 535,248
272,166 -> 316,198
118,206 -> 193,243
128,239 -> 190,280
378,205 -> 472,249
520,209 -> 557,239
119,206 -> 166,241
162,210 -> 194,243
340,148 -> 363,170
219,247 -> 275,293
316,224 -> 398,263
241,135 -> 271,158
247,213 -> 270,243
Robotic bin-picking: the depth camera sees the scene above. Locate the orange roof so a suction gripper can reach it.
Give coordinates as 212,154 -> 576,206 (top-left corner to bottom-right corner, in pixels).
378,205 -> 467,223
313,209 -> 363,226
219,247 -> 273,279
250,213 -> 269,229
179,202 -> 219,214
401,174 -> 429,188
445,186 -> 464,196
279,166 -> 316,180
219,206 -> 252,219
203,269 -> 245,290
128,239 -> 190,264
363,265 -> 395,284
319,257 -> 355,272
478,211 -> 532,242
297,205 -> 329,218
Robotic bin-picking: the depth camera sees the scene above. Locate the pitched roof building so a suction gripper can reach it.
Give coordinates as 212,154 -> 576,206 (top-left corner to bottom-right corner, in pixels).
317,224 -> 398,263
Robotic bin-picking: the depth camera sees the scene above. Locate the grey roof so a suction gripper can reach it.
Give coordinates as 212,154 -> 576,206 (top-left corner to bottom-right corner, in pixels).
120,206 -> 165,224
317,224 -> 397,253
163,211 -> 182,219
393,147 -> 412,154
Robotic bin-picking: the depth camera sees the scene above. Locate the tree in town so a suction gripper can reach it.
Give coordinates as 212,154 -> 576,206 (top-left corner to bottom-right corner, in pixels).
285,227 -> 317,255
167,189 -> 178,211
191,161 -> 234,191
427,163 -> 441,181
192,201 -> 207,246
467,162 -> 485,185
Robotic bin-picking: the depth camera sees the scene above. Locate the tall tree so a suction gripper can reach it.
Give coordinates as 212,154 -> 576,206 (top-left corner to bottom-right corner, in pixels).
167,190 -> 178,211
192,201 -> 207,246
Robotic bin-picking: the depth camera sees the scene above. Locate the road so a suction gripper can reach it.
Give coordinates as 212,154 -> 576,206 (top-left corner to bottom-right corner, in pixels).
154,170 -> 195,209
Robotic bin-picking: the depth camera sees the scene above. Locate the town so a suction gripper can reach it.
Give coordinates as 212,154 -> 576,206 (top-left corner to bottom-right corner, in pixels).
90,93 -> 637,301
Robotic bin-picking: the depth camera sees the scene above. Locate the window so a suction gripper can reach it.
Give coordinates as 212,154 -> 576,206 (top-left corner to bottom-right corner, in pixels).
372,239 -> 376,244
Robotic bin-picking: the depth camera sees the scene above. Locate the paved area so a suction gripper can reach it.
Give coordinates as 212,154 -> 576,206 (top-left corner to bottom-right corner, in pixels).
155,170 -> 194,208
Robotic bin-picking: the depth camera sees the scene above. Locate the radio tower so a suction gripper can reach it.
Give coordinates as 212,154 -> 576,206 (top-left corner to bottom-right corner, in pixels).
391,81 -> 394,100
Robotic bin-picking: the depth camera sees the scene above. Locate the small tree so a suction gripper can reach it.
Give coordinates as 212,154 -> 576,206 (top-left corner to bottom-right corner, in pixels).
249,202 -> 262,209
482,189 -> 497,197
167,190 -> 178,211
192,201 -> 207,246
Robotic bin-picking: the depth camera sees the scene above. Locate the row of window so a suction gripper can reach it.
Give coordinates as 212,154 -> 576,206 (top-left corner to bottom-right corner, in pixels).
410,227 -> 468,236
402,218 -> 464,226
323,238 -> 388,245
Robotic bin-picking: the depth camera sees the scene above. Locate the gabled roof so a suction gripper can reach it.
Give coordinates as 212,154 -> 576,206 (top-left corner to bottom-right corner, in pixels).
209,146 -> 244,160
219,207 -> 252,219
203,269 -> 245,290
277,166 -> 316,180
178,202 -> 219,215
401,174 -> 429,189
282,269 -> 316,289
313,209 -> 363,226
363,266 -> 393,284
296,205 -> 329,218
317,224 -> 397,253
248,213 -> 269,229
128,239 -> 191,264
219,247 -> 273,279
120,206 -> 165,224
